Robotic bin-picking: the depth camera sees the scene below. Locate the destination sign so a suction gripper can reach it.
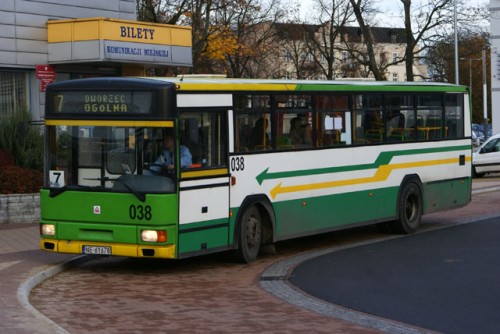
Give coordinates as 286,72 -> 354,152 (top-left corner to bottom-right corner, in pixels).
51,91 -> 153,114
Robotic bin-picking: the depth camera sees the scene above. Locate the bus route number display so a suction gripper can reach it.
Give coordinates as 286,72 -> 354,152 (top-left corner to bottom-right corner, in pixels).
49,170 -> 65,188
52,91 -> 153,114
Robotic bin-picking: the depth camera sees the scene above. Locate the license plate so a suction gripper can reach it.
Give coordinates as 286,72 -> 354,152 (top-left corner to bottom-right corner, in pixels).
82,245 -> 111,255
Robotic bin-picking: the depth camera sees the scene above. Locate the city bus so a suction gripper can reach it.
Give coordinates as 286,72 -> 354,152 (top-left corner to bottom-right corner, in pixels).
40,77 -> 472,262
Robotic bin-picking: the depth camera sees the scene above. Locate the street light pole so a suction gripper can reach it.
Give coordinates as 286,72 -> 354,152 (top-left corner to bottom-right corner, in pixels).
454,0 -> 459,84
460,57 -> 481,96
482,48 -> 489,138
468,58 -> 472,92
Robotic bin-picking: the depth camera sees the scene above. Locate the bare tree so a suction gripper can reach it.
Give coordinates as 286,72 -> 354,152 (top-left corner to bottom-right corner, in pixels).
136,0 -> 188,24
349,0 -> 487,81
347,0 -> 386,79
426,32 -> 490,123
300,0 -> 356,80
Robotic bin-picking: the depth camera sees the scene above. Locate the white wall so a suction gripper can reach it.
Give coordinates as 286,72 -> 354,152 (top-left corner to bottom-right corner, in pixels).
0,0 -> 136,68
490,0 -> 500,134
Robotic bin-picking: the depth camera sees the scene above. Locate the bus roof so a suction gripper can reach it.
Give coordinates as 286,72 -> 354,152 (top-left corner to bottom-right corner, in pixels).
140,76 -> 468,93
47,76 -> 468,93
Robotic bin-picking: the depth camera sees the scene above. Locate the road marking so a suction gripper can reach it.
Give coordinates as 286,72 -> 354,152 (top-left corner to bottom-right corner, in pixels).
0,260 -> 22,271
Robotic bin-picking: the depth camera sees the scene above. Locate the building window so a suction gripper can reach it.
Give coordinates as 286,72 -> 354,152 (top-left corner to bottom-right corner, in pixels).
393,73 -> 398,81
0,71 -> 30,118
392,52 -> 398,63
342,51 -> 348,62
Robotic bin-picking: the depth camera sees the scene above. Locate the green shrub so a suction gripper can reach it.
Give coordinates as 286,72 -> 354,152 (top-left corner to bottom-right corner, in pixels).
0,107 -> 44,193
0,107 -> 43,171
0,165 -> 43,194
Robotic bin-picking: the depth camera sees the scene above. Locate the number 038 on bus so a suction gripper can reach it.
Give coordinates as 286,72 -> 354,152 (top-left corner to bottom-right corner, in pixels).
40,77 -> 472,263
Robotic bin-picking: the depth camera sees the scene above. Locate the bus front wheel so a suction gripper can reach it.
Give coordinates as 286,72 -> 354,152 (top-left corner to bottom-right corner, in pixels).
237,205 -> 262,263
391,181 -> 423,234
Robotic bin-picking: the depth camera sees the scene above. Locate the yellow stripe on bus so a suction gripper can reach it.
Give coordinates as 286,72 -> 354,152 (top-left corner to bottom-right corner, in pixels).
176,83 -> 299,92
270,156 -> 471,199
45,120 -> 174,127
181,168 -> 229,179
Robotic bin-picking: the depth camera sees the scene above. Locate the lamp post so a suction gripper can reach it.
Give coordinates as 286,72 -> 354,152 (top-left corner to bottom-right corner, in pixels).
482,48 -> 488,139
460,54 -> 488,137
454,0 -> 459,84
459,57 -> 481,93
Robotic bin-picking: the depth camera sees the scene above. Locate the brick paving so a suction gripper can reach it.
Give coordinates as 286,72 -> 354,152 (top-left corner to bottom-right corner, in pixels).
0,224 -> 70,333
1,176 -> 500,333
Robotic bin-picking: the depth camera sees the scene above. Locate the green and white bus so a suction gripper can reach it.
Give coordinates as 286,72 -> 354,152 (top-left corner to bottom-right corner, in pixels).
40,77 -> 472,262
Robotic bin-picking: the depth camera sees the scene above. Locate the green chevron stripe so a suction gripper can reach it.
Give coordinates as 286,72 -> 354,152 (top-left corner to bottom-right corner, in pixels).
256,145 -> 470,185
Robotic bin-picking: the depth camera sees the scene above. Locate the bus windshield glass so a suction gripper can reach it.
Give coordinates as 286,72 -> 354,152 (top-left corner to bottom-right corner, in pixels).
45,125 -> 176,196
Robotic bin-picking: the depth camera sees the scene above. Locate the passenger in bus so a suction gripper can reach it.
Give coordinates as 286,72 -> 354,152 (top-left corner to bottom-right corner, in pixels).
289,116 -> 311,146
251,117 -> 270,149
150,132 -> 192,174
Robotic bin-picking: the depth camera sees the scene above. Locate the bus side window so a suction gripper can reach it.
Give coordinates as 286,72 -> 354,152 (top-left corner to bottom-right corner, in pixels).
179,110 -> 228,168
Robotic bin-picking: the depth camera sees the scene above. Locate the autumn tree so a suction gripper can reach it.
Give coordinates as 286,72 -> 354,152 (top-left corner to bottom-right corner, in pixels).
136,0 -> 287,77
427,33 -> 490,124
207,0 -> 286,78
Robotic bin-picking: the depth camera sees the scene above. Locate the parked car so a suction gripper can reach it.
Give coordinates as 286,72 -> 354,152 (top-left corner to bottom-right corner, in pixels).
472,129 -> 485,147
472,133 -> 500,177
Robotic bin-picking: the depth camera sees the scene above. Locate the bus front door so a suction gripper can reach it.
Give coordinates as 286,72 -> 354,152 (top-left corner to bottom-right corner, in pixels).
178,175 -> 230,258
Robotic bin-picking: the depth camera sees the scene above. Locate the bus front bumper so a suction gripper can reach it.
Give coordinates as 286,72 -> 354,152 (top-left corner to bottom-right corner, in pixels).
40,238 -> 176,259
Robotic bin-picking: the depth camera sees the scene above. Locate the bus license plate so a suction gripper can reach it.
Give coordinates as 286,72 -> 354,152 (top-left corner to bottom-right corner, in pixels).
82,245 -> 111,255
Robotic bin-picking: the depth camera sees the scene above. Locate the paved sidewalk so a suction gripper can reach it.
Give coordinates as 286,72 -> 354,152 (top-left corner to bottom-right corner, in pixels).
1,178 -> 500,333
0,224 -> 72,333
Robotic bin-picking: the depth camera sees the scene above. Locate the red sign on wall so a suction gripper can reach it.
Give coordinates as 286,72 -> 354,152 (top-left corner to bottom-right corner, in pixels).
36,65 -> 56,92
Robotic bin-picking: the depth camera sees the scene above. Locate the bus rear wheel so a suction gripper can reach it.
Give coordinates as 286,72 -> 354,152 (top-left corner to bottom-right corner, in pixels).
390,181 -> 423,234
237,205 -> 262,263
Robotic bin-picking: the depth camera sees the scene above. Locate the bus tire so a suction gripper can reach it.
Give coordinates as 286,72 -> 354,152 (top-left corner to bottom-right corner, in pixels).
390,181 -> 423,234
237,205 -> 262,263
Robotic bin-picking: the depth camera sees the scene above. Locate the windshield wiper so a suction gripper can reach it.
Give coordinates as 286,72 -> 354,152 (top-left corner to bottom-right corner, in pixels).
49,184 -> 92,198
83,176 -> 146,201
113,178 -> 146,202
50,177 -> 146,202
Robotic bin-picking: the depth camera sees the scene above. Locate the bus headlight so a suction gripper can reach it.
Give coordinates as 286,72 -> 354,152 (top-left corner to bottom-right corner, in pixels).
141,230 -> 167,243
41,224 -> 56,236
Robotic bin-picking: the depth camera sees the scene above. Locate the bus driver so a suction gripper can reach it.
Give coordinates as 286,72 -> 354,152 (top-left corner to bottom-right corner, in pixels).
150,132 -> 192,174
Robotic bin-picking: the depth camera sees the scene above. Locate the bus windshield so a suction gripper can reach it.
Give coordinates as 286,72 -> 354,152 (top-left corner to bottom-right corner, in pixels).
45,124 -> 176,197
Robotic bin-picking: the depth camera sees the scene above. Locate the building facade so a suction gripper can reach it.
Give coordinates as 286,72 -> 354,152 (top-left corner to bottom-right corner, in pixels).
261,23 -> 427,82
0,0 -> 191,122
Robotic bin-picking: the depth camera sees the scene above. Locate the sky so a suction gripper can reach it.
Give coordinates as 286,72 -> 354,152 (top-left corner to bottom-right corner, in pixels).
377,0 -> 489,27
299,0 -> 490,27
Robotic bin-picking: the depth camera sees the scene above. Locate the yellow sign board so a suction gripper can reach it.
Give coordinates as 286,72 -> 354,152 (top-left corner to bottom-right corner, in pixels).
47,17 -> 192,66
48,17 -> 191,47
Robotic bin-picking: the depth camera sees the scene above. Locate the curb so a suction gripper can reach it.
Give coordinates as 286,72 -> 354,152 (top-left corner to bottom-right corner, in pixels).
17,255 -> 97,334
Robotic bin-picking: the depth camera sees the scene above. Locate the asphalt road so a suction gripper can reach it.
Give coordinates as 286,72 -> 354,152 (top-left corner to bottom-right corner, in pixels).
289,217 -> 500,334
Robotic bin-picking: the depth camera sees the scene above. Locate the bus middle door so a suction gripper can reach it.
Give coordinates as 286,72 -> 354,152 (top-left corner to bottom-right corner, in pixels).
177,110 -> 230,258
